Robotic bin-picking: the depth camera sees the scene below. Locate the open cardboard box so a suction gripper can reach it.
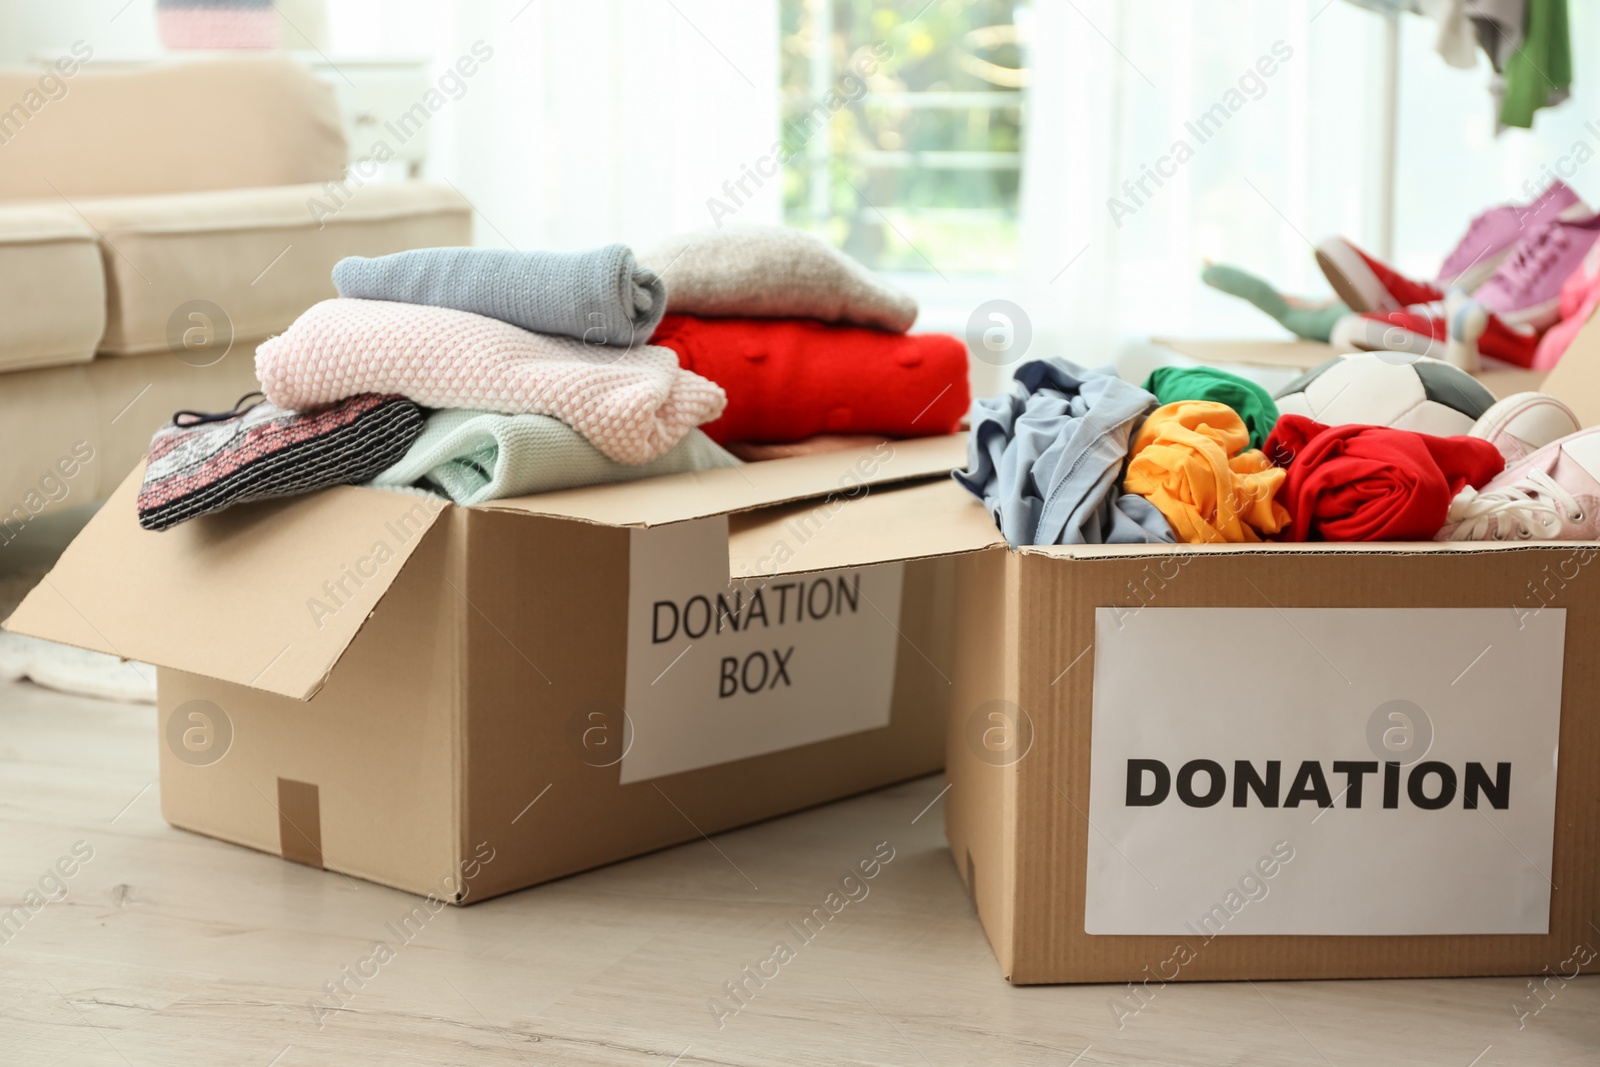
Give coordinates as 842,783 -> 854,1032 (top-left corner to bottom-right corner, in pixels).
4,435 -> 1003,902
927,323 -> 1600,984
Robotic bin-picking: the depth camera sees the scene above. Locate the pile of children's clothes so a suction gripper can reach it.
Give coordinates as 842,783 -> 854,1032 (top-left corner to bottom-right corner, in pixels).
956,355 -> 1599,546
1203,179 -> 1600,372
136,227 -> 970,531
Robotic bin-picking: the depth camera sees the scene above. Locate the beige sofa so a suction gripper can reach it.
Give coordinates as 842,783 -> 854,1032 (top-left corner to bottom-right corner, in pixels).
0,56 -> 471,539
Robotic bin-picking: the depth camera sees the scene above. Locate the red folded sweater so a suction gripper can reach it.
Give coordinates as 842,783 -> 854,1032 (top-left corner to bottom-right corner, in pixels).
650,314 -> 969,444
1265,414 -> 1504,541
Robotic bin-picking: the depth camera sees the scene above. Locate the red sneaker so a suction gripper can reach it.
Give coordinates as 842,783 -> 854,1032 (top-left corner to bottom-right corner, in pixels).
1316,237 -> 1443,313
1330,302 -> 1538,368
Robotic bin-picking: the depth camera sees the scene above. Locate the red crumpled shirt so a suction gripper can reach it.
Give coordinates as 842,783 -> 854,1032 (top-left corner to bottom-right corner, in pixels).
1264,414 -> 1504,542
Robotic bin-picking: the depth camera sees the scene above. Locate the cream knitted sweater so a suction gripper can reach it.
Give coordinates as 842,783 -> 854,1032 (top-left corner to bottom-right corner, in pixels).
640,225 -> 918,333
255,299 -> 726,465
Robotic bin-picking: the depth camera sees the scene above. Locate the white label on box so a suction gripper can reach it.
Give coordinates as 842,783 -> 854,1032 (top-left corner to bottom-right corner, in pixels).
1085,607 -> 1564,936
619,517 -> 904,784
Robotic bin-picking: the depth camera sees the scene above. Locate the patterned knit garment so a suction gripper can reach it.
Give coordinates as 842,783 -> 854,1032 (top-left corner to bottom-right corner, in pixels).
137,394 -> 424,531
255,299 -> 726,465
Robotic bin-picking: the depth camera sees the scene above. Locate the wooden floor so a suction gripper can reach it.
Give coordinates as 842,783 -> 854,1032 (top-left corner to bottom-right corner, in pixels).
1,679 -> 1597,1066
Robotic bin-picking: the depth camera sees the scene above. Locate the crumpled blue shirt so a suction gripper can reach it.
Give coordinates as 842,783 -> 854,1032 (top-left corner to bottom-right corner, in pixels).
954,358 -> 1176,547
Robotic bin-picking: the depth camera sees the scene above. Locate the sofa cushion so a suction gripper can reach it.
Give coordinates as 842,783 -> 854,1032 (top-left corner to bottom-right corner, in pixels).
0,57 -> 347,200
77,181 -> 473,357
0,205 -> 106,373
0,345 -> 263,535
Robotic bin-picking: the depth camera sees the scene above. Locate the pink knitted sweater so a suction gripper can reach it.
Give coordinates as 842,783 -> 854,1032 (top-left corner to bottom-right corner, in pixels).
255,299 -> 726,465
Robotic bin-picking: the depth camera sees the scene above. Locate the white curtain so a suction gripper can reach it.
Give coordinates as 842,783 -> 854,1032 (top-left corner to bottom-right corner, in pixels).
16,0 -> 1600,389
1016,0 -> 1600,388
1016,0 -> 1388,380
326,0 -> 781,253
320,0 -> 1600,400
1389,1 -> 1600,275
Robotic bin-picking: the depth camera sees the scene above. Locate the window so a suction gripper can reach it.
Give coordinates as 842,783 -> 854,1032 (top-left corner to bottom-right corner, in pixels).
779,0 -> 1027,276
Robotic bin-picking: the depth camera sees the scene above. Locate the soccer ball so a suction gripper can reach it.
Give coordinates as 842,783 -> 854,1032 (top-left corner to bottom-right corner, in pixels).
1272,352 -> 1495,436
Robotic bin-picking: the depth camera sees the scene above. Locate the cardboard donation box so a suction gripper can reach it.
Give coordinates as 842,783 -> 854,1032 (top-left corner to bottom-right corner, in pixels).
935,324 -> 1600,985
5,436 -> 1001,902
699,317 -> 1600,984
943,542 -> 1600,985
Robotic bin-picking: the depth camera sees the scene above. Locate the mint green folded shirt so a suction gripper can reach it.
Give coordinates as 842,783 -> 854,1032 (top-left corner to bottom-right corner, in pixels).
370,409 -> 740,505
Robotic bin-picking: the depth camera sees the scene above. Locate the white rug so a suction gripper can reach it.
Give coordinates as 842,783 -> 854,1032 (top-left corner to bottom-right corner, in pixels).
1,560 -> 157,706
0,631 -> 156,704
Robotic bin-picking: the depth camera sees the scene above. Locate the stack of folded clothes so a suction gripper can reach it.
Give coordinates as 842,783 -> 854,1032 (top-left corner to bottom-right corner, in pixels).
137,228 -> 968,529
955,356 -> 1599,546
641,226 -> 970,451
138,243 -> 734,528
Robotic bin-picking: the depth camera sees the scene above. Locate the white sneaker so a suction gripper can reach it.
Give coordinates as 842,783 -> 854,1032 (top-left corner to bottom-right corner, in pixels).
1469,391 -> 1583,464
1439,425 -> 1600,541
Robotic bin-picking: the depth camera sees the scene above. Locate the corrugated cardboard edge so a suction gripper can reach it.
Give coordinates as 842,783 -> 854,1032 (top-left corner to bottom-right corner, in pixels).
995,549 -> 1022,981
446,507 -> 473,901
942,544 -> 1020,979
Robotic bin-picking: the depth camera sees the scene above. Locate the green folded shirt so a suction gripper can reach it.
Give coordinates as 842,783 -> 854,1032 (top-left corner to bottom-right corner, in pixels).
370,409 -> 740,505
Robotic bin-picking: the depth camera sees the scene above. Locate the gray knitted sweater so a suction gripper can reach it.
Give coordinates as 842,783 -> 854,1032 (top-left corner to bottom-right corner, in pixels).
332,244 -> 666,347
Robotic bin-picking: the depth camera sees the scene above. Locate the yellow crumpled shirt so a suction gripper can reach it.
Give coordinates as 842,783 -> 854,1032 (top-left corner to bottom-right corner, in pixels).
1125,400 -> 1289,544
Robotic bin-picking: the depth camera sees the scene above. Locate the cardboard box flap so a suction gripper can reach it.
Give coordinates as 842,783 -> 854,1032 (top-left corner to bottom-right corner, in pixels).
1154,337 -> 1334,371
729,478 -> 1003,577
475,433 -> 968,528
1155,337 -> 1547,399
2,467 -> 448,700
1540,305 -> 1600,428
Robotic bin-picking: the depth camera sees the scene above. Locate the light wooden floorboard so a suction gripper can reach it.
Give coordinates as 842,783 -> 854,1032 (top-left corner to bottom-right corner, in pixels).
0,677 -> 1595,1066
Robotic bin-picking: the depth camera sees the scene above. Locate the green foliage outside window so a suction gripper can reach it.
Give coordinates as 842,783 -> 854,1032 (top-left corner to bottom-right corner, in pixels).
780,0 -> 1026,274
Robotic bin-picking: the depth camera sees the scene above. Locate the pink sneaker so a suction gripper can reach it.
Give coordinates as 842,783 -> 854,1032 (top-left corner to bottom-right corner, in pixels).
1533,239 -> 1600,369
1437,180 -> 1584,291
1473,210 -> 1600,330
1437,426 -> 1600,541
1470,391 -> 1583,464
